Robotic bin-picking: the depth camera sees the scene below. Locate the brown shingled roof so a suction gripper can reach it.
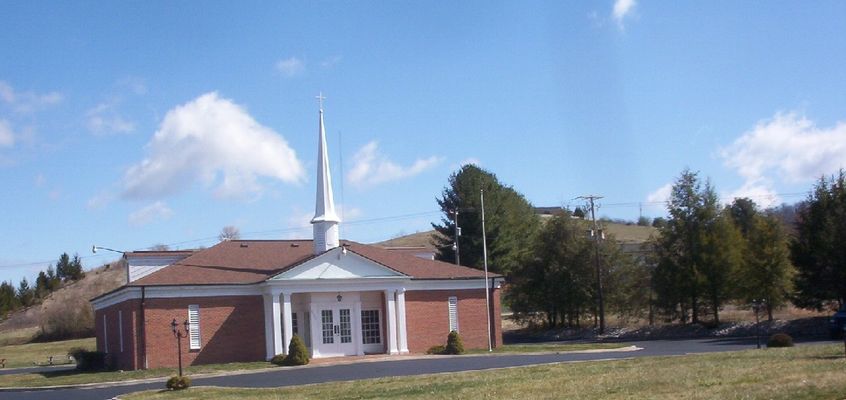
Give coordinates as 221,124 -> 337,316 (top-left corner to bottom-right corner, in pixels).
130,240 -> 498,286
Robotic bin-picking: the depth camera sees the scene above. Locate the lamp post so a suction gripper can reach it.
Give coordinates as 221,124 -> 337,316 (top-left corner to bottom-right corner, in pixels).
170,318 -> 189,377
751,299 -> 765,349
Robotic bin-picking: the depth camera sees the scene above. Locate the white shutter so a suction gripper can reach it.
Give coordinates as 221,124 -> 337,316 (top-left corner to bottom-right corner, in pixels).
448,296 -> 459,332
188,305 -> 201,350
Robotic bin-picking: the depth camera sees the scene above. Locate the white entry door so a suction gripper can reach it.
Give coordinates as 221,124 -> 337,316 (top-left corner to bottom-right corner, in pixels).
316,306 -> 357,357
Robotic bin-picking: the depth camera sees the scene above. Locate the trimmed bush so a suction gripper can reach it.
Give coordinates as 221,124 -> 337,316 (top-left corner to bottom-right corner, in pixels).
272,335 -> 310,366
426,345 -> 446,355
270,353 -> 286,365
444,330 -> 465,355
166,375 -> 191,390
767,333 -> 794,348
68,347 -> 108,371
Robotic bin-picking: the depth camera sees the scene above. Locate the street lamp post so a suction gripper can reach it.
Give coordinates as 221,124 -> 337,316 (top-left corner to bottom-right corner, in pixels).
170,318 -> 189,377
751,299 -> 765,349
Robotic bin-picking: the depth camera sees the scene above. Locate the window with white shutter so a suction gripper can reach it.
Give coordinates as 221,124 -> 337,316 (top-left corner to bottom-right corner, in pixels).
188,305 -> 201,350
448,296 -> 459,332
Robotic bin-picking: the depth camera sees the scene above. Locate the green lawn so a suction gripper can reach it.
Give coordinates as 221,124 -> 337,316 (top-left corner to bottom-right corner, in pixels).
0,361 -> 275,388
0,337 -> 94,369
122,344 -> 846,400
467,342 -> 628,354
0,342 -> 624,388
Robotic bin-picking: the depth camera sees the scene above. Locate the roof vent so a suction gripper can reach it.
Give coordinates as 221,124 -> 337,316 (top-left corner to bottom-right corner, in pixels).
240,243 -> 249,248
291,243 -> 300,247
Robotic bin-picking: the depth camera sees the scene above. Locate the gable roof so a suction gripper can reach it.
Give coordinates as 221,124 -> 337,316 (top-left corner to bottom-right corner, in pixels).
129,239 -> 497,286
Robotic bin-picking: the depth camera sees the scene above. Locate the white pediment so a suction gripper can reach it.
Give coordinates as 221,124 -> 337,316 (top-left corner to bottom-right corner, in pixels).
270,247 -> 406,280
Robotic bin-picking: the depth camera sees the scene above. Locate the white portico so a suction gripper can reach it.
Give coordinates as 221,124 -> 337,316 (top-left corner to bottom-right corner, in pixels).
262,96 -> 409,359
261,246 -> 411,359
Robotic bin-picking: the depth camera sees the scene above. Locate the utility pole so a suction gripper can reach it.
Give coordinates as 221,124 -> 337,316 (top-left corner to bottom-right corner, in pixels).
480,189 -> 492,352
452,209 -> 461,266
579,195 -> 605,335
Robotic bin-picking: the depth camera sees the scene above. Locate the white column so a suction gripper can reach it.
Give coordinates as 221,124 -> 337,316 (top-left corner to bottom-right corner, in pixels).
281,292 -> 293,355
263,293 -> 276,360
309,303 -> 321,358
384,289 -> 399,355
396,289 -> 409,354
353,300 -> 364,356
263,293 -> 282,359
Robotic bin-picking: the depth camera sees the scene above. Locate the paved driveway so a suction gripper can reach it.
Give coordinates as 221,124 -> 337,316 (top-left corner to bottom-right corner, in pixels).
2,337 -> 836,400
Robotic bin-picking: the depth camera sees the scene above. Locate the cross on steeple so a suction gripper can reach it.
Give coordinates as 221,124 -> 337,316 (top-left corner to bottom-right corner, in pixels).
316,92 -> 326,111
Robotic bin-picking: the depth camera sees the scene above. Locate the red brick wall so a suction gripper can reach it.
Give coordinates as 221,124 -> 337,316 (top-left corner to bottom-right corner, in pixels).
143,295 -> 266,369
405,288 -> 502,353
95,299 -> 141,370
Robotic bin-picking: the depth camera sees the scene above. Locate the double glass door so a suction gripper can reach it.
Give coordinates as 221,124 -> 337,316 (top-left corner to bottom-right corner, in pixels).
317,306 -> 356,356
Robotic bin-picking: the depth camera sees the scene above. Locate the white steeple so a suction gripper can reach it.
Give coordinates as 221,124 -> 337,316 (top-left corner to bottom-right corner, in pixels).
311,93 -> 340,254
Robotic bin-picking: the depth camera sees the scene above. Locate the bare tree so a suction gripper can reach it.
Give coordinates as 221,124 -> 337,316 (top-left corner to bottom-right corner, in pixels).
219,225 -> 241,242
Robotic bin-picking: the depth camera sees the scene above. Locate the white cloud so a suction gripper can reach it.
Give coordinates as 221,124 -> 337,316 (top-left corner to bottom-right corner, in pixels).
87,191 -> 115,210
0,80 -> 62,113
347,141 -> 443,188
276,57 -> 305,77
723,179 -> 781,208
646,182 -> 672,203
721,112 -> 846,198
122,92 -> 305,200
612,0 -> 637,29
320,55 -> 343,69
128,201 -> 173,226
86,101 -> 135,135
0,119 -> 15,148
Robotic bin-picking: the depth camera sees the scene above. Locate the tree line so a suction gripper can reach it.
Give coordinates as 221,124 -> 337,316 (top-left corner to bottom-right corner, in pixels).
0,253 -> 84,318
433,165 -> 845,328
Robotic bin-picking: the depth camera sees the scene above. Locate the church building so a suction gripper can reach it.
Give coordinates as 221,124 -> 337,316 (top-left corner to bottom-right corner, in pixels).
91,101 -> 503,370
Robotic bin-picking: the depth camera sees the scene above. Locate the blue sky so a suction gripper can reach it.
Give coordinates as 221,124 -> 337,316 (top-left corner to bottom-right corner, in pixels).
2,1 -> 846,284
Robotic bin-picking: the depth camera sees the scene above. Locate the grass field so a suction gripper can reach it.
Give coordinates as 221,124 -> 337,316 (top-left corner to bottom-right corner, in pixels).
0,337 -> 94,369
122,344 -> 846,400
0,342 -> 619,388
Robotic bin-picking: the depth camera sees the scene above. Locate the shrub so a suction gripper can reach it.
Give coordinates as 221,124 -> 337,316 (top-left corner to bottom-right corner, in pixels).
426,345 -> 446,355
68,347 -> 108,371
166,375 -> 191,390
272,335 -> 310,366
767,333 -> 794,348
444,330 -> 465,355
40,294 -> 94,341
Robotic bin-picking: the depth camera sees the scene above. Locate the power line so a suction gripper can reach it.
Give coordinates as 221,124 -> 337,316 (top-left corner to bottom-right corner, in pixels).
0,209 -> 442,270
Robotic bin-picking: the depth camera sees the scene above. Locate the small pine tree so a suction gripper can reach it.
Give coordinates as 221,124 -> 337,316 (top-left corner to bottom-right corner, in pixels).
445,330 -> 465,355
275,335 -> 309,366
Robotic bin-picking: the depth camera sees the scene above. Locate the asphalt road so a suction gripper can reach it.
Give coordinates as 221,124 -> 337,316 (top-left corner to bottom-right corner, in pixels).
2,337 -> 836,400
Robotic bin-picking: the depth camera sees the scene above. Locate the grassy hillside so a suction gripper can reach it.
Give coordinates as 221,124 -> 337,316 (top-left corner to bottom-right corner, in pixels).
374,221 -> 657,250
0,259 -> 126,343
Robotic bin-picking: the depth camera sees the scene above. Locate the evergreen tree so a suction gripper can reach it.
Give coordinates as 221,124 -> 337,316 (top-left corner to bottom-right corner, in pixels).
738,212 -> 795,320
791,170 -> 846,309
56,253 -> 71,281
509,213 -> 593,327
653,169 -> 728,324
699,209 -> 743,325
16,277 -> 35,307
0,281 -> 20,316
729,197 -> 758,237
67,253 -> 84,281
35,270 -> 50,298
432,164 -> 539,275
45,264 -> 60,291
